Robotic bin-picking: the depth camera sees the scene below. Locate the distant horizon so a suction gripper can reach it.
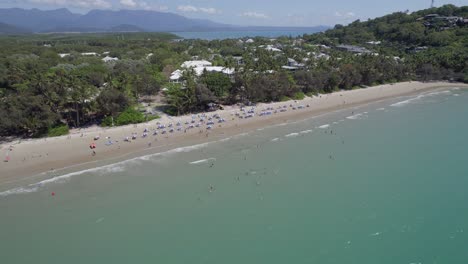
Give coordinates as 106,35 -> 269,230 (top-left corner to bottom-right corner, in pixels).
0,0 -> 465,27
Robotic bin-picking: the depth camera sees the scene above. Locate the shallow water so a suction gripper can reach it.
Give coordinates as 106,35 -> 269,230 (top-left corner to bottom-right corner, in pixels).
1,88 -> 468,263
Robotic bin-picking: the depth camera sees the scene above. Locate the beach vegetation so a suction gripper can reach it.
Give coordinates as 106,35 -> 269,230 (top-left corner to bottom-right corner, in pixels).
47,124 -> 69,137
292,92 -> 306,100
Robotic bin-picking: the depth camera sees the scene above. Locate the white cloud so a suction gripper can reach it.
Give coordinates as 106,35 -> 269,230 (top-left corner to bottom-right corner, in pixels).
139,1 -> 168,11
239,11 -> 269,19
177,5 -> 220,14
199,7 -> 218,14
334,11 -> 356,18
28,0 -> 111,9
120,0 -> 136,8
120,0 -> 168,11
177,5 -> 198,12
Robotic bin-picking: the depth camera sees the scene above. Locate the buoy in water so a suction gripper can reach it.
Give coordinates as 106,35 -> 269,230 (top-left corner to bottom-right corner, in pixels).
51,192 -> 55,196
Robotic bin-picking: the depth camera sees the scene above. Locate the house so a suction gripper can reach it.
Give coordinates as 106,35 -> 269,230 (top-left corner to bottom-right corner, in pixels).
169,69 -> 183,83
81,52 -> 98,56
232,56 -> 245,65
102,56 -> 119,63
336,45 -> 371,54
420,14 -> 464,29
170,61 -> 235,83
192,66 -> 235,77
406,46 -> 428,53
245,39 -> 255,43
59,53 -> 70,58
262,45 -> 282,52
281,66 -> 300,71
366,41 -> 381,45
181,60 -> 212,68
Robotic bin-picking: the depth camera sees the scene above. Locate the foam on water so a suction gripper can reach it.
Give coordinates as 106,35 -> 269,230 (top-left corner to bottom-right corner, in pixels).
271,138 -> 280,142
346,112 -> 367,120
391,90 -> 451,107
0,186 -> 39,197
189,158 -> 216,165
0,141 -> 213,197
285,133 -> 300,138
300,129 -> 313,134
318,124 -> 330,129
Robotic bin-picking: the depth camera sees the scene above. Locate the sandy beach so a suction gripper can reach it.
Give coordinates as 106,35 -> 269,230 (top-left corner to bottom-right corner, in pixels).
0,81 -> 466,188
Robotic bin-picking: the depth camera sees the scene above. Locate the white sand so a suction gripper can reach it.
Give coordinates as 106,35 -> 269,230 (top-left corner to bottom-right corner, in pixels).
1,81 -> 466,186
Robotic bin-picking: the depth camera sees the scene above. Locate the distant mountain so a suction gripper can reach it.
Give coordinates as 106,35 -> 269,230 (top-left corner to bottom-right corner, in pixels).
0,8 -> 229,33
0,22 -> 32,34
0,8 -> 80,32
0,8 -> 329,34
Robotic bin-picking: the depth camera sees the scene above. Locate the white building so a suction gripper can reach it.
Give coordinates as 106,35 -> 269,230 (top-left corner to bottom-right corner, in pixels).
169,69 -> 183,83
181,60 -> 212,68
170,61 -> 235,83
81,52 -> 98,56
192,66 -> 235,77
102,56 -> 119,63
263,45 -> 282,52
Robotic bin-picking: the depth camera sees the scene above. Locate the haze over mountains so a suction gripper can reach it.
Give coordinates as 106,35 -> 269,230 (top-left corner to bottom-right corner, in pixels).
0,8 -> 328,34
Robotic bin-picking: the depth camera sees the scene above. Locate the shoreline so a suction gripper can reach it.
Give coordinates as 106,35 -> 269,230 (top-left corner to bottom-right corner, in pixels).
1,81 -> 466,189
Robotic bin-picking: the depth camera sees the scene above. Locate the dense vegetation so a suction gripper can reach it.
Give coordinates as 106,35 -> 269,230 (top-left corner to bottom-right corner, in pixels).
0,5 -> 466,138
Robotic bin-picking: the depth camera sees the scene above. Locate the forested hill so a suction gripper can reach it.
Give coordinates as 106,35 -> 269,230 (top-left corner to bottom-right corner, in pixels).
305,4 -> 467,47
303,4 -> 467,83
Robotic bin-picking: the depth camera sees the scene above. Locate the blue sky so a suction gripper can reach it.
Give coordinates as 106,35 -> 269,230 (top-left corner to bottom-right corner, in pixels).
0,0 -> 466,26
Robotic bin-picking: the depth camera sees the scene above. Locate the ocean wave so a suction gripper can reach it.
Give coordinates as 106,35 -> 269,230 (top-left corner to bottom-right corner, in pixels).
391,90 -> 451,107
300,129 -> 313,134
390,96 -> 422,107
0,141 -> 213,198
219,137 -> 232,142
271,138 -> 280,142
376,108 -> 385,111
346,112 -> 368,120
426,90 -> 451,96
169,143 -> 210,154
285,133 -> 299,138
318,124 -> 330,129
189,158 -> 216,165
0,186 -> 39,197
453,94 -> 460,97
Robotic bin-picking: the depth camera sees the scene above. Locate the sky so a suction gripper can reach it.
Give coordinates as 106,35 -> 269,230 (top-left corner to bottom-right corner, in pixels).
0,0 -> 466,26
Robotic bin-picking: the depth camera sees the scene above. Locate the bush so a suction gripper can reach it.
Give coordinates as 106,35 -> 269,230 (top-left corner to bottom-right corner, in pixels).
47,124 -> 69,137
280,96 -> 291,102
101,109 -> 160,127
146,115 -> 160,122
292,92 -> 306,100
101,116 -> 113,127
306,91 -> 319,97
114,108 -> 145,125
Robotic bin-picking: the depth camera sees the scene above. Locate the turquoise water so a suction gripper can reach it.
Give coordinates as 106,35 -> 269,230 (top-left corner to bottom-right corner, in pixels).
1,88 -> 468,263
172,30 -> 320,40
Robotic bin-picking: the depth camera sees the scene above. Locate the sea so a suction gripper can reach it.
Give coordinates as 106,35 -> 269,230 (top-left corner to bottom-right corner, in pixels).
172,30 -> 319,40
1,87 -> 468,263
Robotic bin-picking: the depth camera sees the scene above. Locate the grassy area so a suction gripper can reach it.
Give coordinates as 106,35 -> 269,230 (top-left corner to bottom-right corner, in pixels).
101,108 -> 160,127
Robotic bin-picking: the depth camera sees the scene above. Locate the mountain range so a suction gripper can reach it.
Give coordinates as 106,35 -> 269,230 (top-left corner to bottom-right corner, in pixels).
0,8 -> 327,34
